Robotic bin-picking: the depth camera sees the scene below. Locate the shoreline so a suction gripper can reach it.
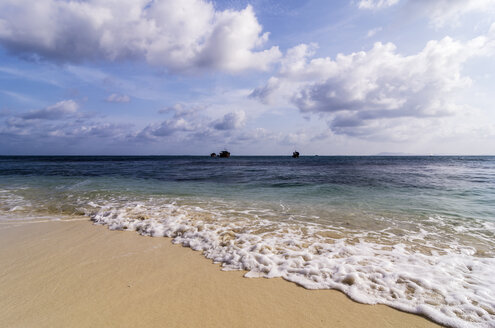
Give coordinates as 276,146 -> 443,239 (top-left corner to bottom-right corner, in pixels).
0,219 -> 442,328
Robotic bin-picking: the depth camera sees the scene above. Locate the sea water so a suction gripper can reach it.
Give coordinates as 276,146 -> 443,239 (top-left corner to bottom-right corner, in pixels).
0,156 -> 494,327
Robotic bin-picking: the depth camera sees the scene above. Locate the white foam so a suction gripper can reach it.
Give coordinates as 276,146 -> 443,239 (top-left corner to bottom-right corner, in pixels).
0,189 -> 32,214
90,200 -> 495,328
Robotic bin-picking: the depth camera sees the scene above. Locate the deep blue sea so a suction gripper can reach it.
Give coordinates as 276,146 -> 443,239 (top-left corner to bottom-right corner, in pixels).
1,156 -> 494,328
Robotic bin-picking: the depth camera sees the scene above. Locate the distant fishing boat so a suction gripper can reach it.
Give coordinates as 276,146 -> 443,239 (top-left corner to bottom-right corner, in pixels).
219,150 -> 230,158
210,153 -> 217,157
292,151 -> 300,158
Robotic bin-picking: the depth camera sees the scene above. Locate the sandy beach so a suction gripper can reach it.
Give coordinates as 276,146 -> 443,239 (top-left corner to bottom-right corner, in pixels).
0,219 -> 441,328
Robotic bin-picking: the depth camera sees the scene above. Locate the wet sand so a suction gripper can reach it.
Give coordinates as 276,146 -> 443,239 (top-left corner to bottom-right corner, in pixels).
0,219 -> 442,328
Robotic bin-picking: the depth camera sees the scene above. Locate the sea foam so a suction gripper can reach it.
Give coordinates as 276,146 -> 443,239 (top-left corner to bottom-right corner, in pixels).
89,200 -> 495,328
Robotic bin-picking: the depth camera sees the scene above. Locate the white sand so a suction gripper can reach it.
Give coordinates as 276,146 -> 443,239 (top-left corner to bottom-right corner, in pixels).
0,219 -> 442,328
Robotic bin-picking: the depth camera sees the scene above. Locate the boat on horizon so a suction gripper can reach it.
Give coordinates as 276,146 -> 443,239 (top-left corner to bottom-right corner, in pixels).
219,150 -> 230,158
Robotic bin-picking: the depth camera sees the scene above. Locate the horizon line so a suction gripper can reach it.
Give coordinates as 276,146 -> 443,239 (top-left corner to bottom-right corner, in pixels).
1,154 -> 494,157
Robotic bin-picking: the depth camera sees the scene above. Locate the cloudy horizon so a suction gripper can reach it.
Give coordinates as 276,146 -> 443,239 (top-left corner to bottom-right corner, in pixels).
1,0 -> 494,155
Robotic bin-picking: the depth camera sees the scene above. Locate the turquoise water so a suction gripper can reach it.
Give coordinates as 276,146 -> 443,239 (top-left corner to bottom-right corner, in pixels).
1,156 -> 494,327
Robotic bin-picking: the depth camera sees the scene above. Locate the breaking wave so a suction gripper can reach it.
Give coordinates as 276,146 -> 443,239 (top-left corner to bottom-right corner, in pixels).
88,199 -> 495,328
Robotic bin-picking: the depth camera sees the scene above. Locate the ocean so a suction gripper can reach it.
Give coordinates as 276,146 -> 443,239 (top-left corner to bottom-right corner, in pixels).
0,156 -> 494,328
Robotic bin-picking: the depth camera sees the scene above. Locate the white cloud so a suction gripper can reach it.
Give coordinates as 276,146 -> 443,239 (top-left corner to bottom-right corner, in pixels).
0,98 -> 323,154
357,0 -> 399,10
106,93 -> 131,103
406,0 -> 495,28
139,104 -> 203,139
282,131 -> 310,145
144,118 -> 194,137
0,0 -> 280,73
158,103 -> 203,117
0,99 -> 130,148
0,90 -> 36,104
250,43 -> 319,105
213,111 -> 246,130
21,100 -> 79,120
366,27 -> 383,38
0,66 -> 62,87
357,0 -> 495,28
251,27 -> 495,138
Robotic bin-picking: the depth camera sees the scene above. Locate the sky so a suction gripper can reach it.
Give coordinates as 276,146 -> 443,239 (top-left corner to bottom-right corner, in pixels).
0,0 -> 494,155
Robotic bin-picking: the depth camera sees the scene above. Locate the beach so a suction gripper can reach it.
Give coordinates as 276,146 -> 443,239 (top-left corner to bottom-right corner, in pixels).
2,0 -> 494,325
1,156 -> 494,327
0,219 -> 441,328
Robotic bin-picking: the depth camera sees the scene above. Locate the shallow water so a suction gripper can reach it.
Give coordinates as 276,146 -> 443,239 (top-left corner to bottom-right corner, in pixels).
1,156 -> 494,328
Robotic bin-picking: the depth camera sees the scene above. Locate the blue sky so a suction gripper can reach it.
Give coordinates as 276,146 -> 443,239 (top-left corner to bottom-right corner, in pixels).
0,0 -> 494,155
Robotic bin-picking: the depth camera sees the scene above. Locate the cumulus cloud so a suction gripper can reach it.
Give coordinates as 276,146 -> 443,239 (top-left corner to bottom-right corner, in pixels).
0,100 -> 129,140
139,104 -> 202,139
20,100 -> 79,120
251,27 -> 495,138
0,99 -> 316,154
48,122 -> 129,139
145,119 -> 192,137
213,111 -> 246,130
357,0 -> 399,10
138,104 -> 246,143
0,102 -> 130,152
0,0 -> 281,73
249,43 -> 318,104
106,94 -> 130,103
